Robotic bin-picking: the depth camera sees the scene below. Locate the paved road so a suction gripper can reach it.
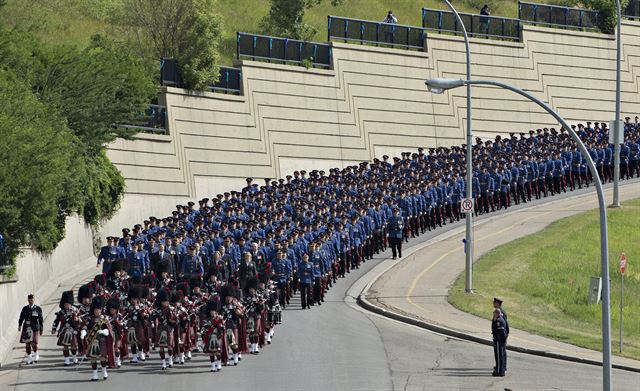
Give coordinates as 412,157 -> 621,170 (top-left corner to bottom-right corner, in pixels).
2,182 -> 639,390
367,182 -> 640,370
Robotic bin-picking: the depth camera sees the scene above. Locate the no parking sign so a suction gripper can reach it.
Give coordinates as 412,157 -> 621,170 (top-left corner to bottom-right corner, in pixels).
461,198 -> 474,213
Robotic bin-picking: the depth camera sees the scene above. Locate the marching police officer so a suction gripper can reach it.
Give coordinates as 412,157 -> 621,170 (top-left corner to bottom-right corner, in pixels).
297,254 -> 313,309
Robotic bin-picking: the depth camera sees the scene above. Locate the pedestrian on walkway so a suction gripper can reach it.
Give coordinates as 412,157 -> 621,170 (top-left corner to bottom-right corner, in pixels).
491,308 -> 507,377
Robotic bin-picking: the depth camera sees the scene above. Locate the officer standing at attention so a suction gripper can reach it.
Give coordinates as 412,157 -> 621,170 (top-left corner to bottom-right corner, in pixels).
491,308 -> 507,377
493,297 -> 509,371
387,207 -> 404,260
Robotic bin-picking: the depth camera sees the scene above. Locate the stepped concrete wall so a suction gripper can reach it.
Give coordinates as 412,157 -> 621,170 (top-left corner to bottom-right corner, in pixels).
106,22 -> 640,214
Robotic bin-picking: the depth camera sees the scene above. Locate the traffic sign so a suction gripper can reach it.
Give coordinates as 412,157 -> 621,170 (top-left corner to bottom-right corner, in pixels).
620,252 -> 627,274
609,120 -> 624,144
461,198 -> 474,213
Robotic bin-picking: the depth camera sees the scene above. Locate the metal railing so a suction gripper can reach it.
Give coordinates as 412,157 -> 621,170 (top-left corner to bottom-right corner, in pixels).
518,1 -> 600,31
237,32 -> 332,68
160,58 -> 242,94
328,15 -> 427,50
211,66 -> 242,94
625,0 -> 640,19
160,57 -> 182,87
117,104 -> 168,135
422,8 -> 521,41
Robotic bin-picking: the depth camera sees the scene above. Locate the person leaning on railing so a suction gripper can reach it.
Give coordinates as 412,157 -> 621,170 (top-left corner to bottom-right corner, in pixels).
480,5 -> 491,36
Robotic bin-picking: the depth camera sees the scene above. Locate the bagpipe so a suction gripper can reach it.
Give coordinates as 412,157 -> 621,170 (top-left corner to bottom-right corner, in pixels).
86,318 -> 108,356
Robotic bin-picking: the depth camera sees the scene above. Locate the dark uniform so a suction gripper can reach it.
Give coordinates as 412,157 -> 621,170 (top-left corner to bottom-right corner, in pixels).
18,295 -> 43,364
491,310 -> 507,377
387,209 -> 404,259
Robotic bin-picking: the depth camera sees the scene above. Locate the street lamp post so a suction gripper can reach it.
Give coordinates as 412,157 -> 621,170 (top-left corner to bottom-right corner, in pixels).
612,0 -> 622,208
425,77 -> 612,391
442,0 -> 474,293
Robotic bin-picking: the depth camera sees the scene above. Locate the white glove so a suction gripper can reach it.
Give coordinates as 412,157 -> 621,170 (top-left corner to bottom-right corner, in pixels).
99,329 -> 109,336
80,330 -> 87,339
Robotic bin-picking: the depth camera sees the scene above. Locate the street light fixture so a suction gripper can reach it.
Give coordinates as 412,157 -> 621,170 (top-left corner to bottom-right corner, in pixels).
425,77 -> 613,391
612,0 -> 622,208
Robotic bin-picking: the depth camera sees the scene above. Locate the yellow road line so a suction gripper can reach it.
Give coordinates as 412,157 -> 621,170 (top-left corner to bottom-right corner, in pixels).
403,211 -> 566,351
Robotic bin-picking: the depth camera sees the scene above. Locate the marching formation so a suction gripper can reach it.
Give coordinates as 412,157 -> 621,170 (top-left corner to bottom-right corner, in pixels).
47,270 -> 281,380
17,118 -> 640,381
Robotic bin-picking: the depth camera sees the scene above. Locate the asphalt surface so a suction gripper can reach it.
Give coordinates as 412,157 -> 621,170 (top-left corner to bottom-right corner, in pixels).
4,180 -> 640,390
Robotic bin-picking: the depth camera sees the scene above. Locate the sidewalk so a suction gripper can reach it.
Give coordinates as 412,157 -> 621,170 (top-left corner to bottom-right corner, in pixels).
361,183 -> 640,372
0,263 -> 97,390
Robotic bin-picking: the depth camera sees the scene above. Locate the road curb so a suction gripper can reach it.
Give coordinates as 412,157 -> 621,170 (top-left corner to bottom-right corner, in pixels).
357,294 -> 640,373
354,182 -> 640,374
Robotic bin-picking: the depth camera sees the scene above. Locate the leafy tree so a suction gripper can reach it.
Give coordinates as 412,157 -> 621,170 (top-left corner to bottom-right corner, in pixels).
583,0 -> 629,34
260,0 -> 343,41
0,69 -> 78,261
115,0 -> 222,90
0,24 -> 154,268
38,34 -> 156,150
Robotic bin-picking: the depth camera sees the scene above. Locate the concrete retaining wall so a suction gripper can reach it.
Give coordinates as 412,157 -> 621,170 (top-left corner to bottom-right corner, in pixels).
107,22 -> 640,201
0,216 -> 95,367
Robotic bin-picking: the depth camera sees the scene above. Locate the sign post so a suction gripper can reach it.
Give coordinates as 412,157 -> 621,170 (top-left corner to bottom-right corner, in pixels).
619,252 -> 627,352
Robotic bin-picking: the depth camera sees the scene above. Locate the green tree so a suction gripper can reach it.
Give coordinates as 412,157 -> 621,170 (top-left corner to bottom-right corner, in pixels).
260,0 -> 343,41
0,24 -> 155,269
38,34 -> 156,150
583,0 -> 629,34
0,69 -> 78,261
115,0 -> 222,90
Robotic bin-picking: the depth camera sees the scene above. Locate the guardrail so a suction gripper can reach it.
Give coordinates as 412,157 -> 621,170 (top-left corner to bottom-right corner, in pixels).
328,15 -> 427,50
160,58 -> 242,94
518,1 -> 600,31
422,8 -> 521,41
236,32 -> 332,68
211,66 -> 242,94
625,0 -> 640,19
117,104 -> 167,135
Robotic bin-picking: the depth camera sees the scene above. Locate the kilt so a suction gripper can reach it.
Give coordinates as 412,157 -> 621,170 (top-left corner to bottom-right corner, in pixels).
155,325 -> 174,349
56,327 -> 77,348
202,328 -> 222,354
20,327 -> 39,344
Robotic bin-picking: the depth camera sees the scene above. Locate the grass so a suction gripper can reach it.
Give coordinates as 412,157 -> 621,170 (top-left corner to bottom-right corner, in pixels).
1,0 -> 568,66
449,198 -> 640,360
